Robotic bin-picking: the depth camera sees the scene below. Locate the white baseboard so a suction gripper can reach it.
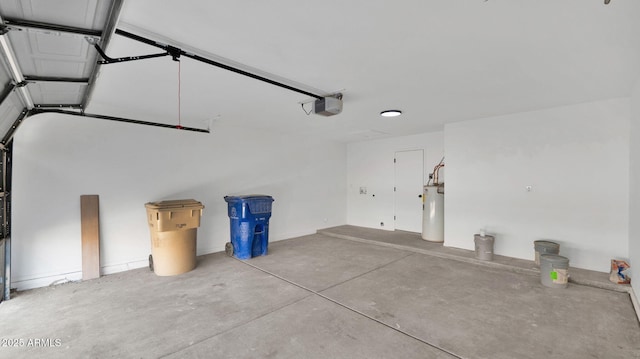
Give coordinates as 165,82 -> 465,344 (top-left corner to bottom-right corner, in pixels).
13,271 -> 82,291
271,230 -> 317,241
100,260 -> 148,275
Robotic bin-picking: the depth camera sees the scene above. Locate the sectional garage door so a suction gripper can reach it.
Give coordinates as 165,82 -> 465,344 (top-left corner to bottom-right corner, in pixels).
0,0 -> 122,301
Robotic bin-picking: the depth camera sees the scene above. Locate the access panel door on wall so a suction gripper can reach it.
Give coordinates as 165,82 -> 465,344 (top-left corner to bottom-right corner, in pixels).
394,150 -> 424,233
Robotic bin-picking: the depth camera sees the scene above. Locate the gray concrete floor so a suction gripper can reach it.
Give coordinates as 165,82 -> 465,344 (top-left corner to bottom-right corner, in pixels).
0,227 -> 639,358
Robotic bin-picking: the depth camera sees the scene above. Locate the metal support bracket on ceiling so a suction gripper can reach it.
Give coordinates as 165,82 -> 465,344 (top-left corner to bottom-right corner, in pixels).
28,109 -> 210,133
92,40 -> 181,64
94,29 -> 323,100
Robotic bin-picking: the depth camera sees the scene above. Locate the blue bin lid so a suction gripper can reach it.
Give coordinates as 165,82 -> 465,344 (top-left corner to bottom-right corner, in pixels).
224,195 -> 274,203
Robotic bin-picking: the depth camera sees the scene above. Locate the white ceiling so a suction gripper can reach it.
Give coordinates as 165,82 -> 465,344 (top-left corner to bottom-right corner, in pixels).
21,1 -> 640,142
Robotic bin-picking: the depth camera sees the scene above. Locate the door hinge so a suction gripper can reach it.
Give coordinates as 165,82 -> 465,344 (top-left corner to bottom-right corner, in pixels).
394,158 -> 396,163
394,187 -> 396,192
394,215 -> 396,220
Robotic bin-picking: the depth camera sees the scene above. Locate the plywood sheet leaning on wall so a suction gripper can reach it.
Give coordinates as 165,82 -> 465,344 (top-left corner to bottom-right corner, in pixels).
80,195 -> 100,280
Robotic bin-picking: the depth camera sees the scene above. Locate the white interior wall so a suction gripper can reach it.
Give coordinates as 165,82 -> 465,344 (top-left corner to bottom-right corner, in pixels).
347,132 -> 444,230
630,79 -> 640,295
444,98 -> 630,272
12,113 -> 347,290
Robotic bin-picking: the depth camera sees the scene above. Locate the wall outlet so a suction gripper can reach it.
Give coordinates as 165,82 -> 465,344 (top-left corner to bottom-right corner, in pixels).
380,222 -> 384,227
526,185 -> 532,192
359,187 -> 367,194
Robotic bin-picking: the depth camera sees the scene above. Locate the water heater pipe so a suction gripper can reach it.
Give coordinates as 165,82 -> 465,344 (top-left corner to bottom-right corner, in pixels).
432,157 -> 445,185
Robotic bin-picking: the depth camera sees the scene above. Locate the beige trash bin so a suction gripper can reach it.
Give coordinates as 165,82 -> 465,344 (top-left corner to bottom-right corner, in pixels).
145,199 -> 204,276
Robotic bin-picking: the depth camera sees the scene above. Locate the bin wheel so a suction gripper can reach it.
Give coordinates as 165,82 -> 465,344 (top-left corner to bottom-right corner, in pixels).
148,254 -> 154,272
225,242 -> 234,257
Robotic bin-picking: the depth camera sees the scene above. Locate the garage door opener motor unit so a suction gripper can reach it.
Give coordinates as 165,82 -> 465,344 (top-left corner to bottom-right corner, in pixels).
313,94 -> 343,116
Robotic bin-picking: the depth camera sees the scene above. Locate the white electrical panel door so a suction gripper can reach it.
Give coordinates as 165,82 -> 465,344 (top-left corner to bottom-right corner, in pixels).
394,150 -> 424,233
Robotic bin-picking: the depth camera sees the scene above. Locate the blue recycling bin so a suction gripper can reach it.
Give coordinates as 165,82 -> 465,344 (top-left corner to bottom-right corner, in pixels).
224,195 -> 274,259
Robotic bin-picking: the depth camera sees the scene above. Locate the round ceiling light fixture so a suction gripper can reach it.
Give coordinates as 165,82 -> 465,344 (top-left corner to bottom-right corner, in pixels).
380,110 -> 402,117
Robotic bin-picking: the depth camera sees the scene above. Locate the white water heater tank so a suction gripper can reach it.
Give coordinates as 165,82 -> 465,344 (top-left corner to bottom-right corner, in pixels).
422,185 -> 444,242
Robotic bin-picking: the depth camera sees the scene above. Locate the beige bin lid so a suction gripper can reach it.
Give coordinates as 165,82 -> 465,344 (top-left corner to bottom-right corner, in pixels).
145,199 -> 204,210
